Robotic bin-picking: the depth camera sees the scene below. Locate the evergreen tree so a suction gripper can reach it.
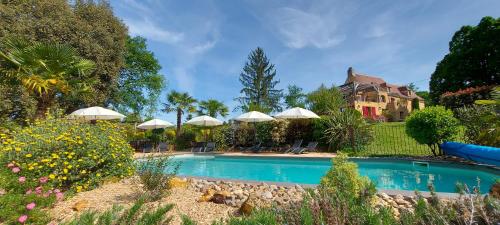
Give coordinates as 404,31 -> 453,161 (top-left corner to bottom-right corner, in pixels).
236,47 -> 282,113
284,85 -> 307,108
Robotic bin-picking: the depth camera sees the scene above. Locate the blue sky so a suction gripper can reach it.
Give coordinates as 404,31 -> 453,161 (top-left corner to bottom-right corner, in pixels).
110,0 -> 500,122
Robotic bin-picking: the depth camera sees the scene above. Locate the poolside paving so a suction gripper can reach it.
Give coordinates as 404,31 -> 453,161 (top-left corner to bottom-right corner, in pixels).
133,151 -> 337,159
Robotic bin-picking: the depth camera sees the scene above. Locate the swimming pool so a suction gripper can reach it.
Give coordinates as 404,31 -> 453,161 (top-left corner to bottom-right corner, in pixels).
166,155 -> 499,193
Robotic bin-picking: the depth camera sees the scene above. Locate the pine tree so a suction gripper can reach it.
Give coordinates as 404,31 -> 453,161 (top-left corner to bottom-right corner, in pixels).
236,47 -> 282,113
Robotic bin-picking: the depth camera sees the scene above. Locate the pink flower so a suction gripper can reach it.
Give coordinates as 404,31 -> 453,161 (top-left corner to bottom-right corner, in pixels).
47,190 -> 53,195
35,186 -> 43,195
42,193 -> 49,197
7,163 -> 14,168
54,189 -> 61,194
39,177 -> 48,184
18,176 -> 26,183
26,189 -> 32,195
12,167 -> 20,173
56,192 -> 64,201
26,202 -> 36,210
18,215 -> 28,223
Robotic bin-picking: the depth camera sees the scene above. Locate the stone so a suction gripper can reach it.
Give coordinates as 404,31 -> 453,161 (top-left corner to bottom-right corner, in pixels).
198,189 -> 216,202
0,189 -> 5,196
72,200 -> 89,211
489,182 -> 500,199
379,193 -> 391,200
211,193 -> 226,204
233,189 -> 243,196
215,190 -> 231,198
169,177 -> 188,188
262,191 -> 273,199
239,195 -> 258,215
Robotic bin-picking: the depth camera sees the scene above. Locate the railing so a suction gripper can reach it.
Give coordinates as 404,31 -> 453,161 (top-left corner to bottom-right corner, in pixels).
358,122 -> 431,156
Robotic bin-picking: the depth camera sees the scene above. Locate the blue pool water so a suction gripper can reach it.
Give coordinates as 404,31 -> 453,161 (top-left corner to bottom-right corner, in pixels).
167,155 -> 499,193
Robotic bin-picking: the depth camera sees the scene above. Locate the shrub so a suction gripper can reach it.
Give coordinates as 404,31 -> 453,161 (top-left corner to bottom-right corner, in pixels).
233,123 -> 255,147
286,120 -> 313,144
255,119 -> 289,147
406,106 -> 460,156
454,105 -> 498,146
175,128 -> 196,150
212,125 -> 233,151
440,85 -> 494,109
0,164 -> 59,225
136,155 -> 179,201
62,199 -> 174,225
311,116 -> 330,148
323,109 -> 373,152
0,118 -> 135,193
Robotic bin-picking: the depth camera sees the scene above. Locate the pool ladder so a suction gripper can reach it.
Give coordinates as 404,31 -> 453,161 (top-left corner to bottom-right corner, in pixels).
412,161 -> 430,170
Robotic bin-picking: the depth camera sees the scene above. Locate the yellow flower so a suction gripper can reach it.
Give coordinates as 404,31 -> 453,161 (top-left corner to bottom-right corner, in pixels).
76,186 -> 82,192
62,176 -> 67,180
67,165 -> 73,169
25,153 -> 32,158
14,147 -> 21,152
81,170 -> 86,174
96,173 -> 101,177
49,174 -> 56,179
63,168 -> 68,174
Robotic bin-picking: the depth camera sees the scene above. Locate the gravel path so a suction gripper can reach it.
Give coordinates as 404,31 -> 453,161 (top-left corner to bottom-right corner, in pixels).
49,178 -> 235,225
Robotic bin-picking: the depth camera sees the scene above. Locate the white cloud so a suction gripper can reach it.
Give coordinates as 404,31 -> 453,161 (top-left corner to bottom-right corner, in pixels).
269,7 -> 345,49
123,18 -> 184,44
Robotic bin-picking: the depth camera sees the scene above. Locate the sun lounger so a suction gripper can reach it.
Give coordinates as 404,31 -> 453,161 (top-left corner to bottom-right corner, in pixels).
204,142 -> 216,152
191,142 -> 205,152
142,143 -> 154,153
293,142 -> 318,154
242,142 -> 261,152
284,139 -> 303,153
158,142 -> 169,153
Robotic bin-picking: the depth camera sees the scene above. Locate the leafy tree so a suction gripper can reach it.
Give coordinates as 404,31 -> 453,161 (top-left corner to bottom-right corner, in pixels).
416,91 -> 431,105
113,36 -> 165,119
197,99 -> 229,118
307,84 -> 346,115
236,47 -> 283,113
162,91 -> 197,135
0,0 -> 128,109
429,17 -> 500,104
405,106 -> 460,156
284,85 -> 307,108
0,39 -> 95,118
407,82 -> 419,92
0,84 -> 36,126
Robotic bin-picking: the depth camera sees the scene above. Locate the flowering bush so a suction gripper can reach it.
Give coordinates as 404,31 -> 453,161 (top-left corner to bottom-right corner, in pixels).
0,118 -> 135,193
0,163 -> 59,224
440,85 -> 494,109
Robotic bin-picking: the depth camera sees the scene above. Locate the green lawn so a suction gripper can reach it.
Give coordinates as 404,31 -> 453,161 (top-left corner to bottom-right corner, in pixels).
353,122 -> 431,157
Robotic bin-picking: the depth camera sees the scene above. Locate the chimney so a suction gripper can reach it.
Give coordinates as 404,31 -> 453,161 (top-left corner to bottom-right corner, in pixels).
345,67 -> 355,84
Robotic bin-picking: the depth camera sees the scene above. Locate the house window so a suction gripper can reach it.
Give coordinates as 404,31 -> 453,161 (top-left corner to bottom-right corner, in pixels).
380,95 -> 386,102
400,111 -> 404,120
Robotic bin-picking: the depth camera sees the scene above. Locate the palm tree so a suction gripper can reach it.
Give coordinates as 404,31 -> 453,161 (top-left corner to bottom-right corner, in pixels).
162,91 -> 197,135
198,99 -> 229,118
0,39 -> 95,118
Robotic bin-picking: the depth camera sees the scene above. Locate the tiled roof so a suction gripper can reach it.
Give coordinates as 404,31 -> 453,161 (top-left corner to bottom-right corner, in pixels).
347,68 -> 423,100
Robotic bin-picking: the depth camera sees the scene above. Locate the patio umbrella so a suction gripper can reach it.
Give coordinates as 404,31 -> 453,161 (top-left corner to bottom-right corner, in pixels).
234,111 -> 274,144
186,115 -> 223,142
137,119 -> 174,130
274,107 -> 320,119
234,111 -> 274,123
185,115 -> 223,126
68,106 -> 125,121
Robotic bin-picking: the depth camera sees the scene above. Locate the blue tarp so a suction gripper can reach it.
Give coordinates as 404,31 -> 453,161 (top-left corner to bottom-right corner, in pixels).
441,142 -> 500,166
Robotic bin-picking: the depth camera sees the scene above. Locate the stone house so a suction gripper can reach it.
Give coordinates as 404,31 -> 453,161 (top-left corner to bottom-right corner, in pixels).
339,67 -> 425,121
